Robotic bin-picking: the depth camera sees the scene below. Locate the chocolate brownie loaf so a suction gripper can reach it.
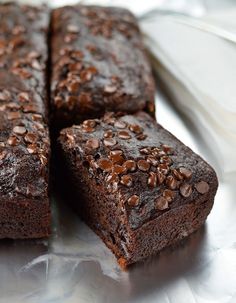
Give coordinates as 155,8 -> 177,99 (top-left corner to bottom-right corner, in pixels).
0,3 -> 51,238
58,111 -> 218,267
51,5 -> 155,128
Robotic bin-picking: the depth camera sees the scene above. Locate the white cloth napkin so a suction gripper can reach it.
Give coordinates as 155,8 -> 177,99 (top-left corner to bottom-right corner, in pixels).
141,10 -> 236,174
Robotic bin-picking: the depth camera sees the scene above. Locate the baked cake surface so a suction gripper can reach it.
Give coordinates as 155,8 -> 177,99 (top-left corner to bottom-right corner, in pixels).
58,111 -> 218,266
0,3 -> 51,238
51,5 -> 155,128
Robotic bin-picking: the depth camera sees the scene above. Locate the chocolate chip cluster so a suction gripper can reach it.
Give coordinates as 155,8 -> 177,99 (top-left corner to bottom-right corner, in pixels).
0,90 -> 49,168
62,113 -> 210,216
78,6 -> 138,39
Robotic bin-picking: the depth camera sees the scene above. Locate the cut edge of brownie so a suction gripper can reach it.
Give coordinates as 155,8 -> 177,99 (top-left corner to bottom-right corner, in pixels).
58,111 -> 218,267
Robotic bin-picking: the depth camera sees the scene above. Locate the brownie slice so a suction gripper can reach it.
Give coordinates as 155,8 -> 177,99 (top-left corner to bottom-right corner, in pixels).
58,112 -> 218,267
0,3 -> 51,238
51,5 -> 155,128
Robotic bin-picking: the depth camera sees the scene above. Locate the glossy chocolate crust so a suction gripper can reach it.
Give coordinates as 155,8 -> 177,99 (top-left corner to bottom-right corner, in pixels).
51,5 -> 155,128
0,3 -> 51,238
58,111 -> 218,267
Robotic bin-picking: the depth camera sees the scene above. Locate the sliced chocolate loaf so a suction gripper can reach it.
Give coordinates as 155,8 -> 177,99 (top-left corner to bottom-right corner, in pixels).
0,3 -> 51,238
58,112 -> 218,267
51,5 -> 155,128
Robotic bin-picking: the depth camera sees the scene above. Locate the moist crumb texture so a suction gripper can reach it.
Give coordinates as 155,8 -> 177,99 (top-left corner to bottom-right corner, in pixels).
58,112 -> 218,267
0,3 -> 51,239
51,5 -> 155,128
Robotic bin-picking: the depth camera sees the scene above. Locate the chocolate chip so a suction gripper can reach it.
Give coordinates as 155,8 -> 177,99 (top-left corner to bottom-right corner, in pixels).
27,144 -> 38,154
71,50 -> 84,60
7,112 -> 21,120
103,137 -> 117,147
195,181 -> 209,194
82,126 -> 95,133
123,160 -> 136,172
139,147 -> 151,155
163,189 -> 175,202
80,69 -> 94,82
86,138 -> 100,150
137,159 -> 150,172
67,81 -> 80,93
39,154 -> 47,166
69,62 -> 83,72
0,89 -> 11,101
67,24 -> 80,33
0,150 -> 7,160
172,169 -> 183,181
103,130 -> 113,138
97,158 -> 112,172
83,119 -> 96,128
31,114 -> 43,121
114,120 -> 127,129
18,92 -> 30,102
6,102 -> 20,110
54,96 -> 63,108
127,195 -> 140,207
120,175 -> 132,187
160,156 -> 172,165
31,60 -> 42,70
13,126 -> 26,135
166,175 -> 177,190
118,131 -> 131,140
24,133 -> 38,144
110,150 -> 123,156
0,105 -> 6,111
113,164 -> 126,174
155,196 -> 168,211
158,163 -> 169,175
27,51 -> 41,59
179,167 -> 192,179
7,136 -> 19,146
148,172 -> 157,187
65,133 -> 75,147
162,144 -> 172,154
180,183 -> 192,197
129,124 -> 143,134
136,134 -> 147,141
22,104 -> 38,113
156,171 -> 165,185
106,173 -> 119,183
104,85 -> 117,93
9,37 -> 25,49
109,153 -> 124,164
64,33 -> 76,43
12,25 -> 25,35
146,156 -> 158,166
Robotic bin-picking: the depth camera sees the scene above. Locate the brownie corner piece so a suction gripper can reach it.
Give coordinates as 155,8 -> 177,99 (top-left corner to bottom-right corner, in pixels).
51,5 -> 155,127
58,112 -> 218,267
58,111 -> 218,266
